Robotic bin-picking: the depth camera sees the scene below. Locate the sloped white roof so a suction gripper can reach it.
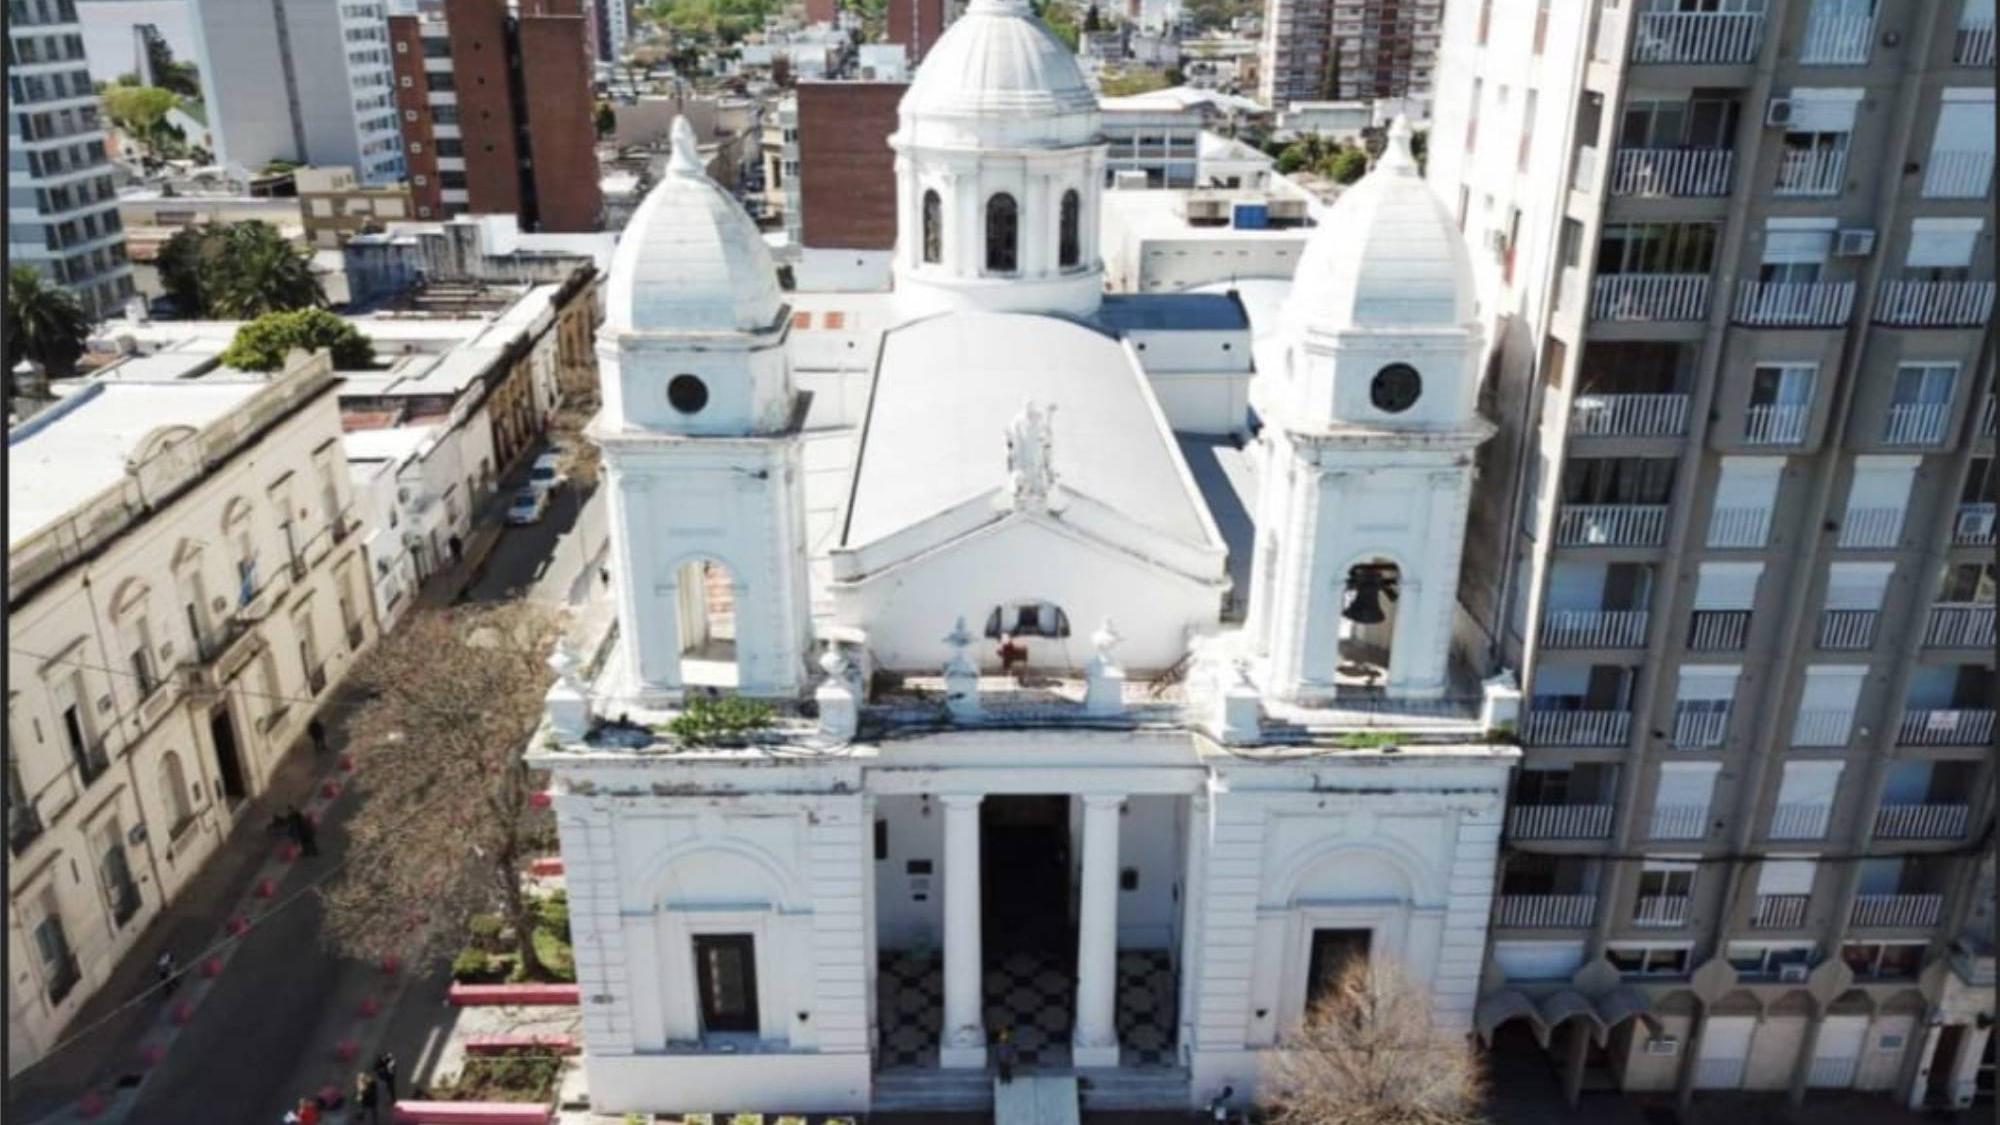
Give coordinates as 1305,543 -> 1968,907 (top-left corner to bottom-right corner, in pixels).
901,0 -> 1098,120
603,117 -> 783,335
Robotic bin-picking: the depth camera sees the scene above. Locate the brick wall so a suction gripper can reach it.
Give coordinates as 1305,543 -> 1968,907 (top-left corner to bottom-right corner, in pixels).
445,0 -> 524,218
518,0 -> 604,232
885,0 -> 946,62
388,15 -> 443,220
797,82 -> 903,251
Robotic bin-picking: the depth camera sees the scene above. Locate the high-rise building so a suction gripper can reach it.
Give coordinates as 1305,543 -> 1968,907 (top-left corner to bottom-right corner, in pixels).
1259,0 -> 1442,110
1428,0 -> 1994,1111
186,0 -> 405,184
387,0 -> 603,233
886,0 -> 950,64
7,0 -> 135,319
591,0 -> 632,63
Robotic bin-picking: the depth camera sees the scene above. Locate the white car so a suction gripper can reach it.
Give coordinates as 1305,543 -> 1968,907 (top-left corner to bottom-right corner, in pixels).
527,451 -> 566,494
506,487 -> 549,526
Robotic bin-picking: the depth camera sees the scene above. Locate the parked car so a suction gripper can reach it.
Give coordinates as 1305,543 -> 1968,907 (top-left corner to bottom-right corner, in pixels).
506,487 -> 550,526
528,450 -> 566,494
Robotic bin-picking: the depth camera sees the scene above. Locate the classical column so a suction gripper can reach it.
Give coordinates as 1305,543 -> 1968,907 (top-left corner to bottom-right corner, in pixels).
1073,794 -> 1123,1067
939,794 -> 987,1068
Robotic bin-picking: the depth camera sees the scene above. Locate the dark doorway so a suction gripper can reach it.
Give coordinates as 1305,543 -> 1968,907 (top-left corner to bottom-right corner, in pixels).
1930,1025 -> 1966,1106
981,795 -> 1072,955
1977,1027 -> 1994,1103
208,705 -> 247,804
1305,928 -> 1371,1010
693,934 -> 758,1033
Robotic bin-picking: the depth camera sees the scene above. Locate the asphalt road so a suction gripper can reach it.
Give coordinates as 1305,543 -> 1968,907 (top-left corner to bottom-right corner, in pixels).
464,480 -> 608,607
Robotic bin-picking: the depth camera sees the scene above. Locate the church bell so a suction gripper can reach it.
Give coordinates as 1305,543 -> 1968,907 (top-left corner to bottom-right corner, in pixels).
1343,568 -> 1397,625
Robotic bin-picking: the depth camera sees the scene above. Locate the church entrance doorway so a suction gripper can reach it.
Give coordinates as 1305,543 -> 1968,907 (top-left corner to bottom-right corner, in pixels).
676,559 -> 738,689
980,795 -> 1076,1068
1337,561 -> 1400,693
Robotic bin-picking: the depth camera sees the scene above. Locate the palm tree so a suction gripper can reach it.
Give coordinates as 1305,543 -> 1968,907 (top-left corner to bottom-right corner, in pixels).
211,222 -> 323,317
5,265 -> 93,403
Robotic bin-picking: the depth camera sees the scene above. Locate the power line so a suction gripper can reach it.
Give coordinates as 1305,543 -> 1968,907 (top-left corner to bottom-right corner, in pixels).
12,645 -> 346,712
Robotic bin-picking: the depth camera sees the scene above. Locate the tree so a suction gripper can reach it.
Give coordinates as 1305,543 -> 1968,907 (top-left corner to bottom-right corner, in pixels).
322,605 -> 562,981
1261,959 -> 1485,1125
219,308 -> 375,371
4,265 -> 93,386
594,101 -> 617,139
143,31 -> 202,99
158,222 -> 323,318
100,84 -> 180,158
1327,146 -> 1369,185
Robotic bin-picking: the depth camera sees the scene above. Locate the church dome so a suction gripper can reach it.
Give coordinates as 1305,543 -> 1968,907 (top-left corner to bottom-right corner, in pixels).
900,0 -> 1098,124
603,117 -> 784,335
1285,119 -> 1478,332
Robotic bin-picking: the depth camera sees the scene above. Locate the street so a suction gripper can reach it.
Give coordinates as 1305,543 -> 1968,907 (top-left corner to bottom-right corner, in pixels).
464,479 -> 609,607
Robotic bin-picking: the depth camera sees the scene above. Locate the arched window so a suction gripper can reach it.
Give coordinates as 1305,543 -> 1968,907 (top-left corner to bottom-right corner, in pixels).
985,193 -> 1018,274
921,189 -> 942,264
1058,189 -> 1081,269
158,751 -> 192,834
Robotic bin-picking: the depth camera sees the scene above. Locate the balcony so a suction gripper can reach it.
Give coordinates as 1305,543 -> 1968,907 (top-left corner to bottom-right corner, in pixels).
71,740 -> 111,786
1523,710 -> 1633,748
1792,707 -> 1855,748
1750,893 -> 1810,929
1874,280 -> 1996,329
1509,803 -> 1616,839
1733,280 -> 1856,327
1837,506 -> 1904,549
1556,504 -> 1669,547
1631,11 -> 1763,63
1769,802 -> 1831,841
1959,18 -> 1996,66
1706,506 -> 1772,549
1897,708 -> 1994,746
1818,609 -> 1878,650
1923,150 -> 1994,200
1774,146 -> 1849,197
1925,604 -> 1995,648
1954,502 -> 1995,547
1569,393 -> 1690,438
1744,404 -> 1809,446
307,663 -> 329,697
1542,609 -> 1650,649
1874,802 -> 1971,840
1850,893 -> 1942,929
1649,805 -> 1708,840
1633,894 -> 1692,928
7,803 -> 45,856
1688,610 -> 1749,652
1496,894 -> 1598,929
1882,403 -> 1953,447
347,621 -> 366,650
1610,148 -> 1733,197
1671,705 -> 1730,749
1798,10 -> 1875,64
1592,274 -> 1711,322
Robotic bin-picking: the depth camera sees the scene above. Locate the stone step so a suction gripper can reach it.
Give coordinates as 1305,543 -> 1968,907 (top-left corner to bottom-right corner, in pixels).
873,1068 -> 995,1112
1076,1067 -> 1192,1111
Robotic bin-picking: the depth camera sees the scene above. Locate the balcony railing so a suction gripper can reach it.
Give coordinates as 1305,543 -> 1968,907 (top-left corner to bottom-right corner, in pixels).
1959,18 -> 1997,66
1592,273 -> 1711,322
1610,148 -> 1733,197
1837,506 -> 1904,549
1508,803 -> 1616,839
1818,609 -> 1878,650
1750,893 -> 1810,929
1798,11 -> 1875,64
1650,804 -> 1708,840
307,664 -> 328,696
71,740 -> 110,786
1925,603 -> 1996,648
1671,704 -> 1730,748
1542,609 -> 1650,649
1744,404 -> 1809,446
1897,708 -> 1994,746
1523,709 -> 1633,747
1688,610 -> 1750,651
7,803 -> 45,856
1874,802 -> 1971,840
1923,150 -> 1994,200
1631,11 -> 1763,63
1633,894 -> 1692,928
1496,894 -> 1598,929
1774,146 -> 1849,197
1556,504 -> 1669,547
1733,280 -> 1855,327
1875,280 -> 1995,328
1769,802 -> 1831,841
1707,506 -> 1772,549
110,878 -> 141,927
46,952 -> 81,1005
1792,707 -> 1855,748
1850,893 -> 1941,929
347,621 -> 366,650
1882,403 -> 1953,447
1569,393 -> 1690,438
1954,502 -> 1995,546
1983,395 -> 1996,438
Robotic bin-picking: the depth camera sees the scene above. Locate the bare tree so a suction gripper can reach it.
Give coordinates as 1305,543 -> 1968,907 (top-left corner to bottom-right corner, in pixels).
1261,958 -> 1487,1125
321,604 -> 560,978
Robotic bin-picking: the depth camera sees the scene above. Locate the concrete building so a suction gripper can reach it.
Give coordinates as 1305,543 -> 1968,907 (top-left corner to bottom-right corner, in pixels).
386,0 -> 604,232
340,212 -> 614,306
7,0 -> 138,319
1426,0 -> 1995,1112
296,165 -> 417,248
793,80 -> 904,289
5,353 -> 376,1075
590,0 -> 632,63
1260,0 -> 1442,110
886,0 -> 950,64
1098,173 -> 1318,294
1098,86 -> 1269,188
186,0 -> 405,184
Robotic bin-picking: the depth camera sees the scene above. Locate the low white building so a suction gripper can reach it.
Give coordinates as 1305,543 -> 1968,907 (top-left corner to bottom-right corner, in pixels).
5,353 -> 377,1075
1099,175 -> 1321,295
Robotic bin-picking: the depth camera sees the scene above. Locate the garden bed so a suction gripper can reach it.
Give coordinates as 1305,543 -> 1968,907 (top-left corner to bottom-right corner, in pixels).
428,1053 -> 564,1104
451,891 -> 575,985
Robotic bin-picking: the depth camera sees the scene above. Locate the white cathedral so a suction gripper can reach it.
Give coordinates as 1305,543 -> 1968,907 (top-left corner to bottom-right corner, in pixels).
532,0 -> 1524,1113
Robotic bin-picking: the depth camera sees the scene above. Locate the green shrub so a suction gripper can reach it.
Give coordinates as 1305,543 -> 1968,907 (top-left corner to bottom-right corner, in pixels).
665,696 -> 775,746
451,947 -> 493,982
468,913 -> 505,951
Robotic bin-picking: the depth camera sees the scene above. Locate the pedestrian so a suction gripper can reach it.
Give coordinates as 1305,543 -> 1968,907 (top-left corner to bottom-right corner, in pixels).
354,1071 -> 380,1124
373,1050 -> 398,1104
156,950 -> 177,997
284,805 -> 307,846
448,534 -> 464,564
995,1027 -> 1017,1085
308,718 -> 328,756
1208,1084 -> 1235,1123
296,811 -> 319,858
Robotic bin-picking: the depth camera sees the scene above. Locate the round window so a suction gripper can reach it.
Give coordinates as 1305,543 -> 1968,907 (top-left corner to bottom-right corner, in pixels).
1370,363 -> 1422,414
667,374 -> 708,414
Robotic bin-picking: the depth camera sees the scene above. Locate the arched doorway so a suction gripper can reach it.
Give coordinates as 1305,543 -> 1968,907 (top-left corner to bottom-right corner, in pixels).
676,559 -> 739,689
1338,560 -> 1400,691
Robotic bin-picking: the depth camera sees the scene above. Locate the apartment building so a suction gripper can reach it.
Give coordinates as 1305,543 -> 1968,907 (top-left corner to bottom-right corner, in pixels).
6,0 -> 137,320
886,0 -> 950,63
187,0 -> 405,184
1259,0 -> 1443,110
5,353 -> 376,1075
386,0 -> 604,233
1427,0 -> 1995,1112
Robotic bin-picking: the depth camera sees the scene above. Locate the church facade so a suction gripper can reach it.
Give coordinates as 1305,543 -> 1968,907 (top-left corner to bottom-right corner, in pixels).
530,1 -> 1536,1113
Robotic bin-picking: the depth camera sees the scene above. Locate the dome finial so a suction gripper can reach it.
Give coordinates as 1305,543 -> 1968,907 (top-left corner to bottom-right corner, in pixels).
1376,115 -> 1418,176
668,116 -> 704,178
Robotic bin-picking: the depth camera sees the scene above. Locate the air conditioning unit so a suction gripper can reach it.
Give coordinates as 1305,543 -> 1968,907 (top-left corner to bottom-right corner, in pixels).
1958,506 -> 1996,540
1765,97 -> 1796,127
1835,229 -> 1876,257
1778,963 -> 1810,983
1645,1036 -> 1682,1056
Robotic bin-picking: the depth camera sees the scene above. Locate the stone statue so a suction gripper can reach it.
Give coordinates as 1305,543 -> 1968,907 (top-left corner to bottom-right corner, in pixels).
1005,400 -> 1057,510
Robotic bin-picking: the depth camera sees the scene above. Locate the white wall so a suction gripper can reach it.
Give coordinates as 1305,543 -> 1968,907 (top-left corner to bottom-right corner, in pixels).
1115,794 -> 1185,949
872,793 -> 944,951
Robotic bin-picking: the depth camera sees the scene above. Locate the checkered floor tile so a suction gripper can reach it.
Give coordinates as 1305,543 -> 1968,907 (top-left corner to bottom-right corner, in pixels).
875,949 -> 1178,1071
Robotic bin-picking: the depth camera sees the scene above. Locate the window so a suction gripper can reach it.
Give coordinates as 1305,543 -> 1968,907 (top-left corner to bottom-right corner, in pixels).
984,193 -> 1018,274
158,751 -> 193,835
1306,928 -> 1371,1007
128,616 -> 158,697
96,816 -> 140,925
1059,189 -> 1080,268
983,602 -> 1071,638
1606,945 -> 1690,976
31,890 -> 78,1003
693,934 -> 759,1033
920,189 -> 941,264
1840,941 -> 1925,979
1726,942 -> 1814,977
